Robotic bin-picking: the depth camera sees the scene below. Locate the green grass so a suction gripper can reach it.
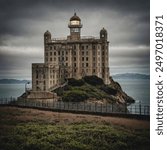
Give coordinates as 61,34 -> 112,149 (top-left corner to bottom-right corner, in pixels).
0,123 -> 149,150
0,107 -> 149,150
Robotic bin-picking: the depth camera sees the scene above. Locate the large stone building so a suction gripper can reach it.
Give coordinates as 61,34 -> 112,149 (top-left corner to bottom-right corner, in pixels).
32,13 -> 110,91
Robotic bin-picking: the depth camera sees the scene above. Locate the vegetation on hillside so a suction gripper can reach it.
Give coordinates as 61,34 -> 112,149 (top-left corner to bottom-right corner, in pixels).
0,107 -> 150,150
54,75 -> 135,104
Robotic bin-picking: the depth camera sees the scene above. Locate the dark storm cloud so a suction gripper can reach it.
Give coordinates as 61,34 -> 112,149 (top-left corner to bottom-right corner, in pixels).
0,0 -> 150,79
0,0 -> 149,37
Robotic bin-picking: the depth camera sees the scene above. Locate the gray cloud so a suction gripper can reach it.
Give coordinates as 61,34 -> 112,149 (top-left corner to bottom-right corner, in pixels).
0,0 -> 150,79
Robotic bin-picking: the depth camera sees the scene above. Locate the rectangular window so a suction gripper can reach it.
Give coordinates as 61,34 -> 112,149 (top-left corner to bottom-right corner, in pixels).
66,57 -> 68,61
82,57 -> 84,61
93,69 -> 96,73
82,46 -> 84,50
50,57 -> 52,61
82,51 -> 84,55
86,51 -> 88,55
74,45 -> 76,49
74,57 -> 76,61
54,57 -> 56,61
86,45 -> 88,49
66,51 -> 68,55
50,52 -> 52,55
93,45 -> 96,50
54,46 -> 56,50
46,52 -> 48,56
93,57 -> 96,61
86,57 -> 88,61
74,63 -> 76,67
86,63 -> 88,67
62,51 -> 64,55
66,63 -> 68,66
50,46 -> 52,50
58,51 -> 60,55
82,63 -> 84,67
73,51 -> 76,55
54,52 -> 56,55
93,51 -> 96,55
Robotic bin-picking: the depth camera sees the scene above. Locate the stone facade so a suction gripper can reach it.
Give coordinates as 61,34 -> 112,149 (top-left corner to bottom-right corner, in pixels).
32,13 -> 110,91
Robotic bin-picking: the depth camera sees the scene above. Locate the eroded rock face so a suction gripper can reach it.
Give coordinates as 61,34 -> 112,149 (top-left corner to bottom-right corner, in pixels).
109,76 -> 135,104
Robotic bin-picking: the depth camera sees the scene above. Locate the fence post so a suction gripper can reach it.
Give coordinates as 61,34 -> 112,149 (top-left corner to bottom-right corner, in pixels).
106,103 -> 107,113
125,103 -> 127,114
139,103 -> 141,115
112,103 -> 113,112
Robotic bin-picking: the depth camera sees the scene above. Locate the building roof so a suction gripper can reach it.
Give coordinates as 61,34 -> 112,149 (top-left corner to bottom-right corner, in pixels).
44,30 -> 51,35
70,13 -> 81,21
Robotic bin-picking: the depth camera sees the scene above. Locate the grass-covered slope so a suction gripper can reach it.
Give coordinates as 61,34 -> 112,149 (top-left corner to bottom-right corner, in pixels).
0,107 -> 150,150
54,76 -> 135,104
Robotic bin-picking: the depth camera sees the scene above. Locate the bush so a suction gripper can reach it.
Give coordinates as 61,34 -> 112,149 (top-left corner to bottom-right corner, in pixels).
62,90 -> 89,102
100,85 -> 117,96
68,78 -> 85,86
83,76 -> 104,86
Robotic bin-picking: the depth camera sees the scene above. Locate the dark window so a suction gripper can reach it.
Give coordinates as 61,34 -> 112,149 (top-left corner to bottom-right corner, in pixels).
86,45 -> 88,49
86,63 -> 88,67
82,57 -> 84,61
74,63 -> 76,67
82,51 -> 84,55
86,57 -> 88,61
58,51 -> 60,55
82,46 -> 84,50
50,57 -> 52,61
93,45 -> 96,50
66,51 -> 68,55
86,51 -> 88,55
74,45 -> 76,49
54,52 -> 56,55
82,63 -> 84,67
54,46 -> 56,50
62,51 -> 64,55
50,52 -> 52,55
66,57 -> 68,61
50,46 -> 52,50
73,51 -> 76,55
74,57 -> 76,61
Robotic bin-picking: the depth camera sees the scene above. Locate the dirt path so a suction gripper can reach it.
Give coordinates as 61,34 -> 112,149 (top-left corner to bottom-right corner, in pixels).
0,106 -> 149,129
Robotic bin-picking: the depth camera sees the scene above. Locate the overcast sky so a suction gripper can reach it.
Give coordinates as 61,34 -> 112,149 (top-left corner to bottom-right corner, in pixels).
0,0 -> 150,80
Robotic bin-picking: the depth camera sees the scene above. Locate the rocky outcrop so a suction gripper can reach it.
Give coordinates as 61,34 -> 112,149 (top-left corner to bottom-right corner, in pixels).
109,76 -> 135,104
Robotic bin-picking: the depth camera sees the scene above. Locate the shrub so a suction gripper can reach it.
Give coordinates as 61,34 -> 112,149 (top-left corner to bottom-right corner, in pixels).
83,76 -> 104,86
68,78 -> 85,86
62,90 -> 89,102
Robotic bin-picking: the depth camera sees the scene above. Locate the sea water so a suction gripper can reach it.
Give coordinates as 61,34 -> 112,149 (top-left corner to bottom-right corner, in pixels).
113,78 -> 150,105
0,79 -> 150,105
0,84 -> 29,98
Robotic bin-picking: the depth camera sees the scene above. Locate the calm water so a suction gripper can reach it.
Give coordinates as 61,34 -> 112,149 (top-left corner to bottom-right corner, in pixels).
113,78 -> 150,105
0,84 -> 31,98
0,79 -> 150,105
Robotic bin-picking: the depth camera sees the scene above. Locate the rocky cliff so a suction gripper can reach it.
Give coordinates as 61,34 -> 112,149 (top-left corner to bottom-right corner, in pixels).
54,76 -> 135,105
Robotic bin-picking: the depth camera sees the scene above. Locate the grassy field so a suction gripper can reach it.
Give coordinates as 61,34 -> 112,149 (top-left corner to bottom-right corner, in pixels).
0,107 -> 149,150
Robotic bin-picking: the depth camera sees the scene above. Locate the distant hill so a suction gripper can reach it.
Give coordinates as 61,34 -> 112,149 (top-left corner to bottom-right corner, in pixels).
0,79 -> 31,84
112,73 -> 150,79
